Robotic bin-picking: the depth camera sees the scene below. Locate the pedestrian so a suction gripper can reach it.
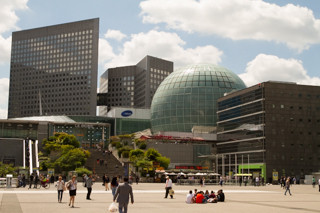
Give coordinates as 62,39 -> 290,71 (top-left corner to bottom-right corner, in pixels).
103,149 -> 105,156
108,150 -> 111,157
51,174 -> 55,184
129,175 -> 132,185
164,176 -> 173,199
113,177 -> 134,213
22,174 -> 26,187
219,176 -> 223,187
18,174 -> 22,187
104,174 -> 110,191
67,175 -> 77,208
86,174 -> 94,200
318,177 -> 320,192
28,173 -> 34,189
284,178 -> 292,196
255,176 -> 259,187
97,158 -> 99,164
312,177 -> 315,188
34,173 -> 39,188
293,177 -> 296,184
239,176 -> 242,187
116,165 -> 119,173
55,176 -> 65,203
244,176 -> 247,186
62,174 -> 66,183
136,176 -> 139,185
202,177 -> 205,187
104,160 -> 108,167
100,159 -> 104,166
111,176 -> 119,196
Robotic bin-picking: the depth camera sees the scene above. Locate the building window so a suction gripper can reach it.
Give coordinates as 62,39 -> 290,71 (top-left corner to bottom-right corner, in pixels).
272,104 -> 275,108
282,155 -> 285,160
290,118 -> 293,121
307,94 -> 311,98
308,107 -> 311,110
299,94 -> 302,97
308,132 -> 312,135
299,144 -> 303,147
291,143 -> 294,147
299,119 -> 302,122
271,117 -> 275,121
308,119 -> 311,122
290,105 -> 293,109
280,105 -> 284,109
300,157 -> 304,161
273,155 -> 276,160
281,142 -> 285,147
291,156 -> 294,160
299,106 -> 302,110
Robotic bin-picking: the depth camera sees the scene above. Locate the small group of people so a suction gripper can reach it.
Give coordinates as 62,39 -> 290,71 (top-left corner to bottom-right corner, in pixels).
28,173 -> 50,189
96,158 -> 108,167
186,188 -> 225,204
17,174 -> 26,187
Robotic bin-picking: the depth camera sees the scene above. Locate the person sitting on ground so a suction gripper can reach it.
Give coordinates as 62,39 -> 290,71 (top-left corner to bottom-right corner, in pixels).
196,191 -> 207,204
217,189 -> 225,202
186,190 -> 194,204
204,190 -> 210,199
208,191 -> 218,203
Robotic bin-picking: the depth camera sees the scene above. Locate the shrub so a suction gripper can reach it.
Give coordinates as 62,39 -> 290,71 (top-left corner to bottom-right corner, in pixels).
115,142 -> 123,149
122,151 -> 130,158
139,142 -> 147,149
75,167 -> 92,176
117,146 -> 132,157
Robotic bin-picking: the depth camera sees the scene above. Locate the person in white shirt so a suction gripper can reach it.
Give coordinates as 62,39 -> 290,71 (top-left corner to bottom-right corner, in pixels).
164,176 -> 173,199
186,190 -> 193,203
55,176 -> 65,203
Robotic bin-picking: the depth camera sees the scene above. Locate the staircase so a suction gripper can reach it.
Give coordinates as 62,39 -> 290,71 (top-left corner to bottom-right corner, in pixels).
84,149 -> 124,182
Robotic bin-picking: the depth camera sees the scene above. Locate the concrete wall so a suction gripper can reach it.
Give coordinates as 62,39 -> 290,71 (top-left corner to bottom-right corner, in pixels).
0,139 -> 24,166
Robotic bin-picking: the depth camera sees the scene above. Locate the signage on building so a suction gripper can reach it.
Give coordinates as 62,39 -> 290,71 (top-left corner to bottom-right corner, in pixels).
272,172 -> 278,181
121,110 -> 133,117
175,166 -> 204,170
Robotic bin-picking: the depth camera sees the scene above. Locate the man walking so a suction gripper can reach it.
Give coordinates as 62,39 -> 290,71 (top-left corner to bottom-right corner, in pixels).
86,174 -> 94,200
113,177 -> 134,213
164,176 -> 173,199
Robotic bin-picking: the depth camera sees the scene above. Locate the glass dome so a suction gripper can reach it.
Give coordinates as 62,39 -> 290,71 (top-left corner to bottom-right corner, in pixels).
150,63 -> 246,133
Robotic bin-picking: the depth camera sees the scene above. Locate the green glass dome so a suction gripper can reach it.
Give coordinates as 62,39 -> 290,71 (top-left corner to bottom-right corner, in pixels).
150,63 -> 246,133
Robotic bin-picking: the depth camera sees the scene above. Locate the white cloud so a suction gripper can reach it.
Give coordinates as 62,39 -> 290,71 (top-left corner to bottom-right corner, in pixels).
0,0 -> 28,34
239,54 -> 320,87
0,78 -> 9,119
101,30 -> 223,70
0,0 -> 28,64
99,38 -> 116,65
104,30 -> 127,41
140,0 -> 320,51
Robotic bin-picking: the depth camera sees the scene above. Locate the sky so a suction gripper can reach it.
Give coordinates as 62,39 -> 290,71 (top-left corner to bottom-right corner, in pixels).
0,0 -> 320,118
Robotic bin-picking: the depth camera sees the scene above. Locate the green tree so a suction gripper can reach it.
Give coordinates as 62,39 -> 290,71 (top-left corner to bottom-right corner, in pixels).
0,162 -> 16,176
156,156 -> 170,169
42,132 -> 80,154
54,148 -> 87,171
129,149 -> 145,161
145,148 -> 161,161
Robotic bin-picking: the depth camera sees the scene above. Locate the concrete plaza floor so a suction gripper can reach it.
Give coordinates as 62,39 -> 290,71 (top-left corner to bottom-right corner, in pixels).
0,183 -> 319,213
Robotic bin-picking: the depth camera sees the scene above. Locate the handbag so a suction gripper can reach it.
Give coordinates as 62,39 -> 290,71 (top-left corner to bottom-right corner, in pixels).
108,202 -> 118,212
169,189 -> 174,195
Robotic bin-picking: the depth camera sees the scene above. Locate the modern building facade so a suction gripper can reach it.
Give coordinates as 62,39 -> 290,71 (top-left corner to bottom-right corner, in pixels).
98,55 -> 173,115
217,81 -> 320,182
106,108 -> 151,135
8,18 -> 99,118
150,63 -> 247,133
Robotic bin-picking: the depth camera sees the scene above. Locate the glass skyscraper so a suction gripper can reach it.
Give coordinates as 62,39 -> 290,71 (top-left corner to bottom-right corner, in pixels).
8,18 -> 99,118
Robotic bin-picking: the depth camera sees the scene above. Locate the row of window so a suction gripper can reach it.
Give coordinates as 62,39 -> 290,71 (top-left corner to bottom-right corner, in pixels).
271,129 -> 320,135
271,104 -> 320,110
270,91 -> 320,98
13,30 -> 93,45
272,155 -> 320,161
271,117 -> 320,123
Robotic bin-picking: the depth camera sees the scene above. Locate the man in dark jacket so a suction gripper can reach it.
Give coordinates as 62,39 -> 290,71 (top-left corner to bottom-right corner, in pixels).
86,174 -> 94,200
28,173 -> 34,189
113,178 -> 134,213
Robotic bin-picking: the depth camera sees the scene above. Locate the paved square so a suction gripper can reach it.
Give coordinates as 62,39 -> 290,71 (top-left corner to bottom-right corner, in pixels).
0,183 -> 319,212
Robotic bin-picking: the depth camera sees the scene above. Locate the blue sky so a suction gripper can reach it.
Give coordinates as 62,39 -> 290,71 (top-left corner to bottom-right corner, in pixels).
0,0 -> 320,118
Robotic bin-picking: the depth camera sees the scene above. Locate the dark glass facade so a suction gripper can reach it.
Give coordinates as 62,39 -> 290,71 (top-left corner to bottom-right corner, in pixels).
8,18 -> 99,118
217,82 -> 320,181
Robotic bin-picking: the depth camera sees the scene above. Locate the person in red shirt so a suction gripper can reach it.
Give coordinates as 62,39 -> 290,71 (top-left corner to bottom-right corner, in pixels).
196,191 -> 205,203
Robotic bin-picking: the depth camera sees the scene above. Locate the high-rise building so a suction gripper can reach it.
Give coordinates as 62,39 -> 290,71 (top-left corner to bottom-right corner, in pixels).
8,18 -> 99,118
98,55 -> 173,115
216,81 -> 320,182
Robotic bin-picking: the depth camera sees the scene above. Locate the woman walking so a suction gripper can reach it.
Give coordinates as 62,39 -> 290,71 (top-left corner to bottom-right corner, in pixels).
284,178 -> 292,196
67,175 -> 77,208
55,176 -> 65,203
110,176 -> 118,196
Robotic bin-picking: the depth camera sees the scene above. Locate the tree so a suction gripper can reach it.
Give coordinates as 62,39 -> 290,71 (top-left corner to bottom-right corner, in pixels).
0,162 -> 16,176
129,149 -> 145,161
145,148 -> 161,161
156,156 -> 170,169
54,148 -> 87,171
42,132 -> 80,154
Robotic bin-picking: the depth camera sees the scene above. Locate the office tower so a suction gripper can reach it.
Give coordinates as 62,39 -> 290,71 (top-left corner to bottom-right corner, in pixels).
98,55 -> 173,115
8,18 -> 99,118
217,81 -> 320,181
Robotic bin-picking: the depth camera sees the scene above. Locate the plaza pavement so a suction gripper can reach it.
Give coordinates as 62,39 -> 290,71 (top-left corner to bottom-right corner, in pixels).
0,183 -> 319,213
